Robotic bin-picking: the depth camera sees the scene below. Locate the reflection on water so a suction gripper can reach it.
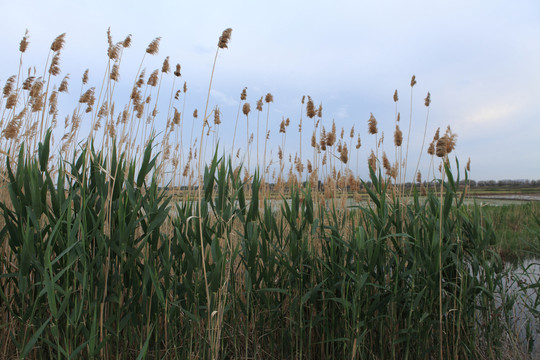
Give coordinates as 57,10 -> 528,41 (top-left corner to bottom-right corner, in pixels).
502,259 -> 540,358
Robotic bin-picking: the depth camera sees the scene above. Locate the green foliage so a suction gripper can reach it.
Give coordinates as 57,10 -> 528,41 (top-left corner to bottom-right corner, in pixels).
0,133 -> 522,359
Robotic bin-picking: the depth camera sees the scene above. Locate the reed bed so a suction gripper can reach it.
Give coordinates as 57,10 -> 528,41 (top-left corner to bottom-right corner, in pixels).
0,29 -> 533,359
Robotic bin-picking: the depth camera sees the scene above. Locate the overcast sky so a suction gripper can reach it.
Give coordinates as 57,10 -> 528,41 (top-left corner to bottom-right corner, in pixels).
1,0 -> 539,181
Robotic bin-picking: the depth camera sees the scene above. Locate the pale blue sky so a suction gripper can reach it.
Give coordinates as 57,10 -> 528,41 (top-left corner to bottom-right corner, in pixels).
1,0 -> 539,180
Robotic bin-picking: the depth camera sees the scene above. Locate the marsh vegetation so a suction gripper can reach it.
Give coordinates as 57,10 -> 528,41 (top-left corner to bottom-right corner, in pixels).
0,28 -> 538,359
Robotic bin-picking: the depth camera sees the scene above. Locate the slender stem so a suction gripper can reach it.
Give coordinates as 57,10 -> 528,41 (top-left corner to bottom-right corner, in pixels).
403,86 -> 414,185
198,46 -> 219,359
439,159 -> 446,360
409,106 -> 430,198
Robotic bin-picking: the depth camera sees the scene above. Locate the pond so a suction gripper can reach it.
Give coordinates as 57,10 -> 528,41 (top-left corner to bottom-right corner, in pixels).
502,258 -> 540,358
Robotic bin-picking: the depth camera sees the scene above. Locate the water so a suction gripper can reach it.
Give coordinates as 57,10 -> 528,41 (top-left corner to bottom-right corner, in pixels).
502,258 -> 540,357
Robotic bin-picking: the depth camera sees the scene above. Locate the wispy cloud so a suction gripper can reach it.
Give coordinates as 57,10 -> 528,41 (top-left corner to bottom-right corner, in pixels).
210,89 -> 237,107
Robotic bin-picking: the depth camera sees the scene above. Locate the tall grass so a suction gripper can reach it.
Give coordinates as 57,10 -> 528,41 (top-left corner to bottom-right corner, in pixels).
0,28 -> 530,359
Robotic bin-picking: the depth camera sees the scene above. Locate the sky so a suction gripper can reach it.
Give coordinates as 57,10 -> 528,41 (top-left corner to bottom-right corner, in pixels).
1,0 -> 539,181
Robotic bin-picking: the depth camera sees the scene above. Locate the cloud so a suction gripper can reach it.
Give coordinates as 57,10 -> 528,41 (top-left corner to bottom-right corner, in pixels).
210,89 -> 238,107
463,103 -> 518,128
334,106 -> 348,120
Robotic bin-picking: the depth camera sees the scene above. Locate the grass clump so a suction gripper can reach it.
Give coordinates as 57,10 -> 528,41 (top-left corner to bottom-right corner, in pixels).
483,202 -> 540,261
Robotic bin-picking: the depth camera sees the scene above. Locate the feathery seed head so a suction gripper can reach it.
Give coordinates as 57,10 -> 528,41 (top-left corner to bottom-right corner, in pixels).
146,37 -> 161,55
147,69 -> 159,87
279,119 -> 286,133
22,76 -> 35,90
317,103 -> 323,117
58,74 -> 69,92
123,34 -> 132,48
20,30 -> 29,53
444,126 -> 457,154
435,136 -> 448,158
301,95 -> 305,104
265,93 -> 273,103
107,27 -> 113,46
393,89 -> 398,102
368,150 -> 377,171
110,64 -> 119,81
240,87 -> 247,100
218,28 -> 233,49
29,78 -> 43,98
108,43 -> 121,60
349,126 -> 355,138
3,75 -> 16,97
424,92 -> 431,107
32,93 -> 44,112
394,125 -> 403,147
121,107 -> 129,123
173,108 -> 181,125
130,87 -> 141,103
368,113 -> 378,135
410,75 -> 417,87
242,102 -> 251,116
2,118 -> 21,139
183,81 -> 187,93
97,102 -> 108,118
295,158 -> 304,174
466,158 -> 471,171
174,64 -> 181,77
162,56 -> 170,73
433,127 -> 440,141
427,141 -> 435,155
382,152 -> 391,173
416,171 -> 422,184
49,90 -> 58,114
306,96 -> 316,118
213,106 -> 221,125
320,128 -> 327,150
136,69 -> 146,88
6,94 -> 17,109
326,131 -> 336,147
49,53 -> 61,76
50,33 -> 66,52
193,109 -> 198,118
397,112 -> 400,122
340,143 -> 349,164
256,97 -> 263,111
355,134 -> 361,149
82,69 -> 89,84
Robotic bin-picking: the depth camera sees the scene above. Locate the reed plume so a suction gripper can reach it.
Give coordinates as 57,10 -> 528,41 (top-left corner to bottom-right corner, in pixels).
218,28 -> 233,49
50,33 -> 66,52
146,37 -> 161,55
19,29 -> 29,53
368,113 -> 378,135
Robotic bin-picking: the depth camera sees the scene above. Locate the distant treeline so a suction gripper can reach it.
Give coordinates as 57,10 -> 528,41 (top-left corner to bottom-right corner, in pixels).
466,179 -> 540,187
163,179 -> 540,192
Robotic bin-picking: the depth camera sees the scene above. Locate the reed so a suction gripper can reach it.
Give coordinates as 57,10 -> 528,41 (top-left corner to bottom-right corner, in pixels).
0,29 -> 534,360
